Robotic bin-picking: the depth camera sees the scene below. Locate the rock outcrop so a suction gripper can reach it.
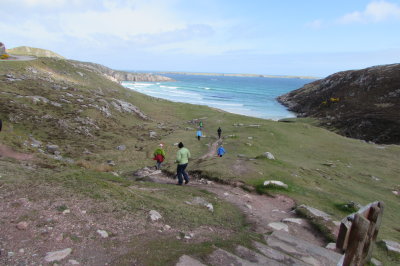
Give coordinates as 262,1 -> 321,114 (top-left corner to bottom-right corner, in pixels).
278,64 -> 400,144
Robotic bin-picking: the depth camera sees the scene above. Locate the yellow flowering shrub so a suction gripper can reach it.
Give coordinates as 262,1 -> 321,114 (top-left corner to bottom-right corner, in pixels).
0,54 -> 10,59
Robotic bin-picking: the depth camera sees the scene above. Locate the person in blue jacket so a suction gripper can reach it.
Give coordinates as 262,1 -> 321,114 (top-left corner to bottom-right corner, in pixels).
196,129 -> 202,141
217,144 -> 226,157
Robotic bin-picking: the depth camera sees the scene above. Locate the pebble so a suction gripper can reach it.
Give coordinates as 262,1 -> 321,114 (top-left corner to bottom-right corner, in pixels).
44,248 -> 72,262
97,230 -> 109,238
68,259 -> 80,265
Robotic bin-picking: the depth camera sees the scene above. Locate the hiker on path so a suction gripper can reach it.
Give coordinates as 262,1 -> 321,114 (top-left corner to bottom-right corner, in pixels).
176,142 -> 191,185
196,129 -> 202,141
217,127 -> 222,139
217,144 -> 226,157
199,120 -> 203,128
153,143 -> 166,170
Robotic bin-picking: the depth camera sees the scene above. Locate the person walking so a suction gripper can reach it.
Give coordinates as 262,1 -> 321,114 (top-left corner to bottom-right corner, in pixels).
153,143 -> 166,170
176,142 -> 191,185
199,120 -> 203,128
217,144 -> 226,157
196,129 -> 202,141
217,127 -> 222,139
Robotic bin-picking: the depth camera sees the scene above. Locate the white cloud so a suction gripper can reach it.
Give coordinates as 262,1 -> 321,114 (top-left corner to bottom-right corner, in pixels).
338,0 -> 400,24
58,3 -> 186,40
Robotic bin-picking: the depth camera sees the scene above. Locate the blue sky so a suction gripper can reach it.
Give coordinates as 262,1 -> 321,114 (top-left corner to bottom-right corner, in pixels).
1,0 -> 400,77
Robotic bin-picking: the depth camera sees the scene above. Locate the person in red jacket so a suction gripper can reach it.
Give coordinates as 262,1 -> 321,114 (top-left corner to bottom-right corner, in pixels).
153,144 -> 166,170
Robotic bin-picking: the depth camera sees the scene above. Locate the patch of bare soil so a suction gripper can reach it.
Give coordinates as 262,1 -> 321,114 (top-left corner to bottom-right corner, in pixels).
0,144 -> 34,161
0,179 -> 150,265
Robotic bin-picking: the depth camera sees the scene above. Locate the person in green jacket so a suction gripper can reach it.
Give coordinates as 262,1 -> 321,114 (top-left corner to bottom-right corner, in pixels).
176,142 -> 191,185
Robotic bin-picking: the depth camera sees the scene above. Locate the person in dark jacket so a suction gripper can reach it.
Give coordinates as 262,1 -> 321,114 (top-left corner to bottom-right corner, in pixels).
217,127 -> 222,139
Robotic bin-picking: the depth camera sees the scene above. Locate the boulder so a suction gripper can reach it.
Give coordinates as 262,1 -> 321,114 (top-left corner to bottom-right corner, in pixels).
264,180 -> 288,189
46,144 -> 60,154
382,240 -> 400,254
149,210 -> 162,221
116,145 -> 126,151
149,131 -> 157,138
262,152 -> 275,160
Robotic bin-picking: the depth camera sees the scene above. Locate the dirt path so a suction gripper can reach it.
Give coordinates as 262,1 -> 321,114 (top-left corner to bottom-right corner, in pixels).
147,137 -> 326,245
0,144 -> 34,160
199,138 -> 222,160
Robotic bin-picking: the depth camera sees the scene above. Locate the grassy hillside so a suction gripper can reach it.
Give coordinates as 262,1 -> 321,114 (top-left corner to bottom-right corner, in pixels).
1,58 -> 399,265
7,46 -> 65,58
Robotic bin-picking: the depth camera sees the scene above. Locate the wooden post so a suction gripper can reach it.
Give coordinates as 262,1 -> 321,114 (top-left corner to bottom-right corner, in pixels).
336,219 -> 351,251
342,213 -> 370,266
365,202 -> 384,262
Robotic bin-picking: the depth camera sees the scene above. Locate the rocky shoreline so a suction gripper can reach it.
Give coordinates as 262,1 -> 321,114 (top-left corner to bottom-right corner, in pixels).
278,63 -> 400,144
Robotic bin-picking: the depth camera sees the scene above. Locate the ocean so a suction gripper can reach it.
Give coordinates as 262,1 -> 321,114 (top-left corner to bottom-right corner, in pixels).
121,73 -> 315,120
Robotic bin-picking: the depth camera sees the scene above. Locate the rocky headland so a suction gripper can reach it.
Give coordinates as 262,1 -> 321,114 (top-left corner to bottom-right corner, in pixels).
278,63 -> 400,144
70,60 -> 174,83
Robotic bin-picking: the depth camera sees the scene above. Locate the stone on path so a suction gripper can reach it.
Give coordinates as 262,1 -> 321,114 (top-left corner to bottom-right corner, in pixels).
264,180 -> 288,189
44,248 -> 72,262
68,259 -> 80,265
325,243 -> 337,250
206,203 -> 214,212
97,229 -> 109,238
265,231 -> 342,265
234,245 -> 282,265
382,240 -> 400,254
207,248 -> 258,266
16,221 -> 29,230
176,255 -> 206,266
252,241 -> 306,265
267,222 -> 289,232
149,210 -> 162,221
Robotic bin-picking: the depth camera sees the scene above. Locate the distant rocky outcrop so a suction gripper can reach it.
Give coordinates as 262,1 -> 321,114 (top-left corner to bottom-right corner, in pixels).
7,46 -> 64,59
278,64 -> 400,144
69,60 -> 174,83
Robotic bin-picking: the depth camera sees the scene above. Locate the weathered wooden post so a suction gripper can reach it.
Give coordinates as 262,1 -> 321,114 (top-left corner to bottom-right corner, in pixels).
336,201 -> 384,266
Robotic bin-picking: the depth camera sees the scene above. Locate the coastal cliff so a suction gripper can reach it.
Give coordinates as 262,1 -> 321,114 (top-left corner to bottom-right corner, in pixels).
7,46 -> 173,82
70,60 -> 174,82
278,63 -> 400,144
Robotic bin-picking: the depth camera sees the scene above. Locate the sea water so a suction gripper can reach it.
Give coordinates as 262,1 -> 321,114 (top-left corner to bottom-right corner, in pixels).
122,73 -> 315,120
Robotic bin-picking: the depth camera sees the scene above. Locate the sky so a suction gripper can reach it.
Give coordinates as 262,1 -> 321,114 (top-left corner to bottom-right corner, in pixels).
1,0 -> 400,77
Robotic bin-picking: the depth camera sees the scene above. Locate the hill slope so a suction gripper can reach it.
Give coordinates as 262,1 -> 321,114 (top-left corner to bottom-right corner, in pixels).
277,64 -> 400,144
1,58 -> 399,265
7,46 -> 65,59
